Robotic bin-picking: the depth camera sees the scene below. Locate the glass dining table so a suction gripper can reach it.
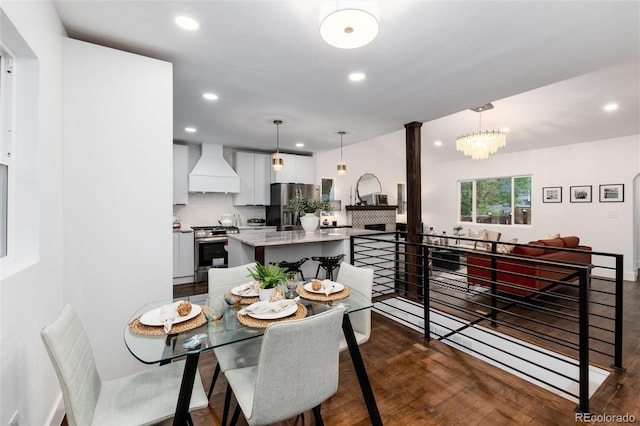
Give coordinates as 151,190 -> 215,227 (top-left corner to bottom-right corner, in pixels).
124,289 -> 382,426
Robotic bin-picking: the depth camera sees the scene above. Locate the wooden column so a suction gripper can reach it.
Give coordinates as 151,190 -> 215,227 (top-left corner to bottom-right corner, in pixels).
404,121 -> 423,298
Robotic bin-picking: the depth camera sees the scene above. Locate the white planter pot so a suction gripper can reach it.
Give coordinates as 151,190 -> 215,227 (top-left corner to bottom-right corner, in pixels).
259,287 -> 276,301
300,214 -> 320,233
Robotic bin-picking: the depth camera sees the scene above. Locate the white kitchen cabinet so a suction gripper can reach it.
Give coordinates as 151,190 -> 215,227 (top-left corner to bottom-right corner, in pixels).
271,153 -> 315,184
295,155 -> 315,185
173,231 -> 194,284
233,151 -> 270,205
173,144 -> 189,205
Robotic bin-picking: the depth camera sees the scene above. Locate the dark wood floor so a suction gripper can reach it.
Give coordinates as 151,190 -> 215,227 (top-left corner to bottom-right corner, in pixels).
166,280 -> 640,425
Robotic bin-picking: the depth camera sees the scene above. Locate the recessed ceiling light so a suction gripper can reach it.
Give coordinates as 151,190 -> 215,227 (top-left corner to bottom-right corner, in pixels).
203,93 -> 218,101
500,127 -> 510,133
175,16 -> 200,31
603,103 -> 619,112
434,140 -> 443,147
349,72 -> 366,82
185,127 -> 197,133
295,142 -> 305,148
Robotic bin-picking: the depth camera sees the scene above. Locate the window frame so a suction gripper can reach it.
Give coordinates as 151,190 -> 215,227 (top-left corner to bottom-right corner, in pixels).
458,175 -> 532,226
0,48 -> 14,259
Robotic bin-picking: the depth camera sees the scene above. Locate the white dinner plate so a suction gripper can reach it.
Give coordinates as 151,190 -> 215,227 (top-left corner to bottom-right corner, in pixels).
303,281 -> 344,294
140,304 -> 202,326
231,282 -> 260,297
247,302 -> 298,320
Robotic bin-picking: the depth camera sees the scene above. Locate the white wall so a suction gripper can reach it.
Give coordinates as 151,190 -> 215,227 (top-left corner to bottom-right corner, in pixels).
0,2 -> 66,425
315,130 -> 407,225
62,38 -> 173,380
316,133 -> 640,281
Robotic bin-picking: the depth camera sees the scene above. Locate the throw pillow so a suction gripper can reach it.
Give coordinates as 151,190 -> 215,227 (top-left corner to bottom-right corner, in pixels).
497,238 -> 518,254
561,236 -> 580,248
543,233 -> 561,239
513,241 -> 546,256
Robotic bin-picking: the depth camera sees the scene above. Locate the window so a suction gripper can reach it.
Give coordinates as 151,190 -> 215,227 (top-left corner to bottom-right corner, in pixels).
459,175 -> 532,225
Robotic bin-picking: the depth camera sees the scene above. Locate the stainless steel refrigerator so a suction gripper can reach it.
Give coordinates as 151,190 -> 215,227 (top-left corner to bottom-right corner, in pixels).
266,183 -> 320,230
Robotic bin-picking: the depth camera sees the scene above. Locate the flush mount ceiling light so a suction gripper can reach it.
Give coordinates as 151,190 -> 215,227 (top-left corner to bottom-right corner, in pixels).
272,119 -> 284,172
337,131 -> 347,175
185,126 -> 197,133
320,9 -> 379,49
456,103 -> 506,160
203,92 -> 218,101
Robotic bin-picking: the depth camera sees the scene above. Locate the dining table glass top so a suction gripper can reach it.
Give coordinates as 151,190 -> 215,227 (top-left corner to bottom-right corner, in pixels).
124,288 -> 372,365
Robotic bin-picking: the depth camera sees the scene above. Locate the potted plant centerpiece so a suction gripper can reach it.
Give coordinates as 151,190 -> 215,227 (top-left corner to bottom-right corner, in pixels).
285,194 -> 332,232
453,225 -> 464,244
247,263 -> 289,300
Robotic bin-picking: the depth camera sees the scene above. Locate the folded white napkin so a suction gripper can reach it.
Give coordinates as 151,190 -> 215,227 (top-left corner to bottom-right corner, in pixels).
236,282 -> 258,296
239,297 -> 299,315
159,301 -> 182,333
320,280 -> 336,296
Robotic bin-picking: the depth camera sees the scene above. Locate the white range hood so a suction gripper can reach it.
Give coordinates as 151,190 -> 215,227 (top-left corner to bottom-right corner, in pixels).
188,143 -> 240,193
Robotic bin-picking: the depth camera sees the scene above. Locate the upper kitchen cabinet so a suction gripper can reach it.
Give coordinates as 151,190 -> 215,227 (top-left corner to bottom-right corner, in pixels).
271,153 -> 315,185
173,144 -> 189,205
233,151 -> 270,205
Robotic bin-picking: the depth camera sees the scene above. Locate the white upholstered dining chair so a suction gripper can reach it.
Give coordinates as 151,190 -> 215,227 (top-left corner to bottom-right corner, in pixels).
207,262 -> 262,399
224,307 -> 344,425
40,304 -> 208,426
335,262 -> 374,351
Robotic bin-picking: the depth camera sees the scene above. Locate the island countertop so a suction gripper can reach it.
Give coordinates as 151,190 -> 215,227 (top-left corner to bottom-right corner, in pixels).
227,228 -> 382,247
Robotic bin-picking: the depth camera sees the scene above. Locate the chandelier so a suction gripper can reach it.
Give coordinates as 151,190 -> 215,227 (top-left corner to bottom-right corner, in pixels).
337,131 -> 347,175
272,119 -> 283,171
456,104 -> 506,160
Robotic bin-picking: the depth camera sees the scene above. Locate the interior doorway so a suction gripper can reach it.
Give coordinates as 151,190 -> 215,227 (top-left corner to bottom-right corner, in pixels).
634,173 -> 640,280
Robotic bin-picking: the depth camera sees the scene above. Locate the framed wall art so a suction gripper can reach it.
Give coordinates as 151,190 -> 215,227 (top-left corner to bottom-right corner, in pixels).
599,184 -> 624,202
570,185 -> 592,203
542,187 -> 562,203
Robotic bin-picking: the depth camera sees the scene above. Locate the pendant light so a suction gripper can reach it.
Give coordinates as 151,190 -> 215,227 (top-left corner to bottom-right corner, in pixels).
272,119 -> 283,171
337,131 -> 347,175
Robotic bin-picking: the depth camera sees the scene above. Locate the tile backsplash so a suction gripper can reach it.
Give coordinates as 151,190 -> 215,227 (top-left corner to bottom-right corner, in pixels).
173,192 -> 266,228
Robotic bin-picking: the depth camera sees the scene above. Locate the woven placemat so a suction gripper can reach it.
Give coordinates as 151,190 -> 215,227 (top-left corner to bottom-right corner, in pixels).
237,303 -> 307,329
128,307 -> 207,336
297,285 -> 351,302
239,296 -> 259,305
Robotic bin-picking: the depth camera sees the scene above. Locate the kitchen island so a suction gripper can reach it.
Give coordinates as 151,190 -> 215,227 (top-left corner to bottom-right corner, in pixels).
227,228 -> 383,279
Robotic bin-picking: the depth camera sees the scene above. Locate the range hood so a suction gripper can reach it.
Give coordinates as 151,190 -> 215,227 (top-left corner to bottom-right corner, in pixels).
189,143 -> 240,193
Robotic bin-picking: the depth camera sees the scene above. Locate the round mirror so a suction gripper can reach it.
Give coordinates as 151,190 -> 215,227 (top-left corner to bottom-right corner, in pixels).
356,173 -> 382,204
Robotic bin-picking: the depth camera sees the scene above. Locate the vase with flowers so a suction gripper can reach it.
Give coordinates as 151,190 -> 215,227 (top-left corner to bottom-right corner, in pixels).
285,194 -> 332,232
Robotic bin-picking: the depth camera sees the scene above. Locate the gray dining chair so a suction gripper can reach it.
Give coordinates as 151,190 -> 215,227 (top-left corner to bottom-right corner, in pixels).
335,262 -> 374,351
207,262 -> 263,400
224,307 -> 344,425
40,304 -> 208,426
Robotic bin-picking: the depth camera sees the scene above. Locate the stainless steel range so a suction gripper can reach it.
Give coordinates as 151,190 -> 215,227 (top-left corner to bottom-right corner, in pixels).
192,225 -> 239,283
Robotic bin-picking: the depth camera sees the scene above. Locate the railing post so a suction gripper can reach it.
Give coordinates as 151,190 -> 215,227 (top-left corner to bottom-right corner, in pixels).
612,254 -> 625,370
423,243 -> 431,341
490,241 -> 498,327
577,266 -> 590,414
350,236 -> 354,265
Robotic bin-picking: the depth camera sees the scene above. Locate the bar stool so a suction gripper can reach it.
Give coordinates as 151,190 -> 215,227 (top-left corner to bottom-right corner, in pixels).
271,258 -> 309,281
311,254 -> 345,280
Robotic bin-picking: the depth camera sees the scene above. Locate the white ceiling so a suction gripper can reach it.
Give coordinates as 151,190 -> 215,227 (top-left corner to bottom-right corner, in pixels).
52,1 -> 640,162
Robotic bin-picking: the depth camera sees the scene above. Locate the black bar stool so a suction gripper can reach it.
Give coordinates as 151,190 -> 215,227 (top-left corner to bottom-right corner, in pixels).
271,258 -> 309,281
311,254 -> 345,280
